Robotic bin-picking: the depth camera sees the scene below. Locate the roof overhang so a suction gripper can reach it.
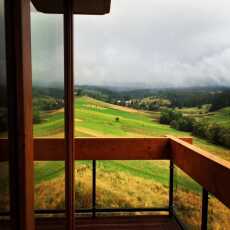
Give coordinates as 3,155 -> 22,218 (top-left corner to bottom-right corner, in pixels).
31,0 -> 111,15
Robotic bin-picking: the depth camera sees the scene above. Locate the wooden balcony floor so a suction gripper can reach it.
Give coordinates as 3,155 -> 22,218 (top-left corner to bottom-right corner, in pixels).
0,215 -> 182,230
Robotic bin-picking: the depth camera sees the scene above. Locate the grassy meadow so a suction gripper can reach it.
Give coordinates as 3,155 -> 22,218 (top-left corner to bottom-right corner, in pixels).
34,96 -> 230,161
177,105 -> 230,128
1,96 -> 229,229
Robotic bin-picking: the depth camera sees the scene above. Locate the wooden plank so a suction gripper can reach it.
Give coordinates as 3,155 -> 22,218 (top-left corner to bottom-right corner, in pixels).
168,136 -> 230,209
63,0 -> 75,229
31,0 -> 111,15
1,216 -> 181,230
34,216 -> 181,230
0,137 -> 192,161
75,137 -> 171,160
5,0 -> 35,229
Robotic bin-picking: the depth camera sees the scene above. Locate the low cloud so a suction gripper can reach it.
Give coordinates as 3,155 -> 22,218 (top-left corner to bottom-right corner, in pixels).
31,0 -> 230,88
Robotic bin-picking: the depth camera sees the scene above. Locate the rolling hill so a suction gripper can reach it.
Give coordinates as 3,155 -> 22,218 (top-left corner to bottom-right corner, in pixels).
1,96 -> 229,229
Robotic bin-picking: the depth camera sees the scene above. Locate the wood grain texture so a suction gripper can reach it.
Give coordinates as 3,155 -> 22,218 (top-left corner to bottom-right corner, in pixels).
31,0 -> 111,15
5,0 -> 35,229
0,137 -> 192,161
0,216 -> 181,230
63,0 -> 75,228
168,136 -> 230,209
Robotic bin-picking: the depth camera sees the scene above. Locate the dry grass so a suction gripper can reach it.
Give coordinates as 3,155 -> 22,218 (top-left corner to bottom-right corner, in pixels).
34,165 -> 229,229
174,189 -> 230,230
174,189 -> 202,230
208,196 -> 230,230
35,165 -> 168,210
1,164 -> 229,229
95,170 -> 168,208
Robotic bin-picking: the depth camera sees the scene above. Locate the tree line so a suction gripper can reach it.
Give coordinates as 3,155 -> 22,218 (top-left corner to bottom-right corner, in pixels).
160,109 -> 230,148
33,87 -> 64,124
77,85 -> 230,112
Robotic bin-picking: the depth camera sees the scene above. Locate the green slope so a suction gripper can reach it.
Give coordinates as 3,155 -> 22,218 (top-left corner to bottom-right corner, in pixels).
206,107 -> 230,128
32,96 -> 230,194
34,96 -> 189,138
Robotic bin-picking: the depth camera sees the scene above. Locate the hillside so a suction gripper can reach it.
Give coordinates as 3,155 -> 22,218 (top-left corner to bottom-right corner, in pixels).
1,96 -> 229,229
34,96 -> 188,137
34,96 -> 230,161
177,106 -> 230,128
32,96 -> 230,206
205,107 -> 230,128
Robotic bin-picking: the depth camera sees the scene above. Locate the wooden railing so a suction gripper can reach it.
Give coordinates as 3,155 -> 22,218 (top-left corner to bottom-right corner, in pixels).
0,136 -> 229,228
0,137 -> 229,207
0,137 -> 192,161
168,136 -> 230,209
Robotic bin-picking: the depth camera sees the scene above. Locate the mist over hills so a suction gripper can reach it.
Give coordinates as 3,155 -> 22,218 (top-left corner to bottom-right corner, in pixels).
2,1 -> 230,90
31,80 -> 230,92
29,0 -> 230,90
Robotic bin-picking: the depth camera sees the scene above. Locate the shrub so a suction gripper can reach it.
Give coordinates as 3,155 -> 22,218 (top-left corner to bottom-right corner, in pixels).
115,117 -> 120,122
192,121 -> 209,138
170,120 -> 179,129
177,117 -> 194,132
169,117 -> 194,132
192,121 -> 230,148
33,108 -> 41,124
206,124 -> 222,144
215,127 -> 230,148
160,111 -> 171,124
160,108 -> 230,148
33,96 -> 64,112
160,109 -> 182,124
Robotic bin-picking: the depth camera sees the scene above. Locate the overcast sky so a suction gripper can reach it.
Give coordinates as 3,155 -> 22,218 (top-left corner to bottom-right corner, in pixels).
31,0 -> 230,88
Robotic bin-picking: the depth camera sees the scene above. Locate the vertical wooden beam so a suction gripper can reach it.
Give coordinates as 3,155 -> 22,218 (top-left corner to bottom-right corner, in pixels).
201,188 -> 209,230
64,0 -> 75,229
92,160 -> 96,218
5,0 -> 34,230
169,160 -> 174,217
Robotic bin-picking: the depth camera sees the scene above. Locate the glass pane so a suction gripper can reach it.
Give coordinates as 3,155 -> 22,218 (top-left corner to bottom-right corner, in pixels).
208,194 -> 230,230
174,166 -> 202,229
0,0 -> 10,227
31,3 -> 65,218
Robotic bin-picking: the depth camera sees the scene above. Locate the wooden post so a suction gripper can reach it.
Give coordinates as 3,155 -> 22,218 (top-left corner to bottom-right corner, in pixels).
5,0 -> 34,229
64,0 -> 75,229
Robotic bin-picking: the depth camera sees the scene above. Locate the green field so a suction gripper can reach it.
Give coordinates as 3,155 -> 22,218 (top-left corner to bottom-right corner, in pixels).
34,96 -> 190,138
33,96 -> 204,193
34,96 -> 230,160
32,96 -> 230,192
1,96 -> 230,229
204,107 -> 230,128
177,105 -> 230,127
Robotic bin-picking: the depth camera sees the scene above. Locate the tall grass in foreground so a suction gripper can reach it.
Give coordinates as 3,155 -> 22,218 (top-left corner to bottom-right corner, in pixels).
34,164 -> 169,210
33,164 -> 230,229
0,163 -> 229,229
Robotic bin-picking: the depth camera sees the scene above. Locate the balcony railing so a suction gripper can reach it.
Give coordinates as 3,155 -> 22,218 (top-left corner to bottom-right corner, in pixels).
0,136 -> 229,229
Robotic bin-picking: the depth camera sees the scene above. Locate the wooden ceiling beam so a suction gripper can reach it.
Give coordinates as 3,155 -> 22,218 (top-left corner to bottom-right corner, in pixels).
31,0 -> 111,15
